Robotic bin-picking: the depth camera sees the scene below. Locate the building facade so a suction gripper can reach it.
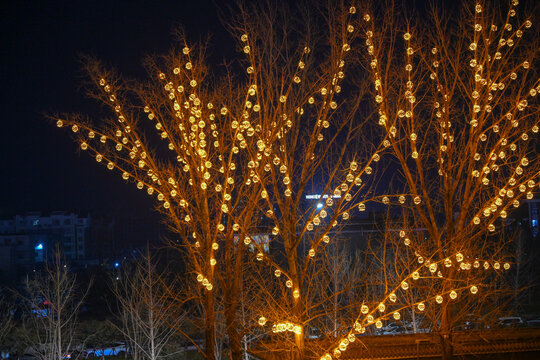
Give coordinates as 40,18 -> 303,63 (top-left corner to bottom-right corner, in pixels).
0,211 -> 90,282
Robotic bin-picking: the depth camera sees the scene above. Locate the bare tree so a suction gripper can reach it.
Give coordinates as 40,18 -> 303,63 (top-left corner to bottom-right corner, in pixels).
112,251 -> 183,360
52,38 -> 266,358
0,293 -> 15,354
22,250 -> 89,360
222,2 -> 404,359
338,0 -> 540,359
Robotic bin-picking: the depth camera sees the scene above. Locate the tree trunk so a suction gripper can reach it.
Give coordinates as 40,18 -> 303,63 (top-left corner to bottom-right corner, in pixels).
294,330 -> 304,360
225,300 -> 243,360
292,286 -> 304,360
439,332 -> 453,360
205,292 -> 216,360
286,242 -> 304,360
439,304 -> 453,360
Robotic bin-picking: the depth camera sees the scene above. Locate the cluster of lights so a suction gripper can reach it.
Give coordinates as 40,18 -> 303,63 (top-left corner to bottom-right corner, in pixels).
271,321 -> 302,335
196,274 -> 213,291
257,317 -> 303,336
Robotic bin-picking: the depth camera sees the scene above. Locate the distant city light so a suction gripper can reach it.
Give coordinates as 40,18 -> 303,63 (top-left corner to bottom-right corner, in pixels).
114,262 -> 120,268
35,243 -> 43,250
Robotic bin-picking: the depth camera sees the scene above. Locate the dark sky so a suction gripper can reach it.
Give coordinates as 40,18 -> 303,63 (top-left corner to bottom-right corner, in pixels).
0,0 -> 231,217
0,0 -> 534,219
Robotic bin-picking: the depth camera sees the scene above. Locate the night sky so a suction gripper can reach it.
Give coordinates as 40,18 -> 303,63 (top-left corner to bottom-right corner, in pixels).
1,0 -> 232,218
1,0 -> 535,219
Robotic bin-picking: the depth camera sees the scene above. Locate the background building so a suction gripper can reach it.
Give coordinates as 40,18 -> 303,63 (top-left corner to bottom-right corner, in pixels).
0,211 -> 90,283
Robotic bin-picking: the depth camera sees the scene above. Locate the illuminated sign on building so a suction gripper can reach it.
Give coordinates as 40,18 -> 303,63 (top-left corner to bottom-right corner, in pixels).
305,194 -> 342,200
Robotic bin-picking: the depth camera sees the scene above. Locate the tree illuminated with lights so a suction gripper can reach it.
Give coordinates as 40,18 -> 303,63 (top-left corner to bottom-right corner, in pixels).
315,1 -> 539,359
51,1 -> 538,360
53,44 -> 267,358
223,2 -> 407,358
53,1 -> 395,358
